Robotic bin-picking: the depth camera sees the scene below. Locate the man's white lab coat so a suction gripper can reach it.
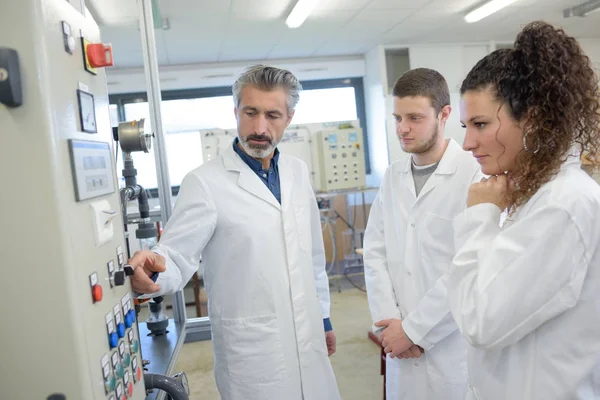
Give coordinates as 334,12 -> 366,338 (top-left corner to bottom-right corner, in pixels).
148,146 -> 340,400
364,139 -> 482,400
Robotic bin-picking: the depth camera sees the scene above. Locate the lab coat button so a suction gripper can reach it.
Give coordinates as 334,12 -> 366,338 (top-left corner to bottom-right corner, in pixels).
410,223 -> 415,228
414,362 -> 419,366
407,272 -> 411,276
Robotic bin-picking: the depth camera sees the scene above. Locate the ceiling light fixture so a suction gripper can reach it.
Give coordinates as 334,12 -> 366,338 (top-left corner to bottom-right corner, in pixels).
464,0 -> 519,23
563,0 -> 600,17
286,0 -> 320,29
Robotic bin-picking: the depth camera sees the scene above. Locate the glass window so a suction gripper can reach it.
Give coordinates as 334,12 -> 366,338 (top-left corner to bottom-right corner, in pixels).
114,86 -> 360,189
293,87 -> 357,124
109,104 -> 119,127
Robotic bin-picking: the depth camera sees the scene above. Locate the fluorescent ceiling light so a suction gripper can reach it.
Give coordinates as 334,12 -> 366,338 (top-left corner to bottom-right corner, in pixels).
464,0 -> 519,23
286,0 -> 320,28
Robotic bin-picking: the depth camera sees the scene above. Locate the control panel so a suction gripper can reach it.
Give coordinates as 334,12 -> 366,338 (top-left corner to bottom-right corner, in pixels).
200,129 -> 236,163
1,1 -> 146,399
312,128 -> 367,192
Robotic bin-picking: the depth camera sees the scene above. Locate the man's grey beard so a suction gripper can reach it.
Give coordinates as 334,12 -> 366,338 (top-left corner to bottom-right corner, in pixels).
239,135 -> 280,158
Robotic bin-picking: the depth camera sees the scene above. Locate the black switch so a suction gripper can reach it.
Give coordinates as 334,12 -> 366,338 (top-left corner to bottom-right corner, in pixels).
123,264 -> 135,276
113,270 -> 126,286
0,48 -> 22,107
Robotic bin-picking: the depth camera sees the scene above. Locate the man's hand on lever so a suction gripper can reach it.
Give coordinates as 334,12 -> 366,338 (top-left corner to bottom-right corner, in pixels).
126,250 -> 166,294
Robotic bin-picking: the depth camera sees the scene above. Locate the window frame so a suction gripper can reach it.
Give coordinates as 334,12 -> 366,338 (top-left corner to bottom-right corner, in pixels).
109,77 -> 370,196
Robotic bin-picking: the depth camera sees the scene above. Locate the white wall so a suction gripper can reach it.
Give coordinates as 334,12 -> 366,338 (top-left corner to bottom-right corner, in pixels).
106,56 -> 366,94
579,39 -> 600,72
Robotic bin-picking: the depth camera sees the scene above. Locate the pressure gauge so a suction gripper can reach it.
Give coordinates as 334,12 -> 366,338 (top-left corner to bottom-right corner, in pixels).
77,89 -> 97,133
117,118 -> 153,153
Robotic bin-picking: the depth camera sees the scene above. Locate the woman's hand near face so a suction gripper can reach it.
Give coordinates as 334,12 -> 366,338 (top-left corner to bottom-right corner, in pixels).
467,174 -> 516,211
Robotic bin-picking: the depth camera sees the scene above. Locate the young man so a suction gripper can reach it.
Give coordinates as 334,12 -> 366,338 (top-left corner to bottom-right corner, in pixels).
128,65 -> 341,400
363,68 -> 483,400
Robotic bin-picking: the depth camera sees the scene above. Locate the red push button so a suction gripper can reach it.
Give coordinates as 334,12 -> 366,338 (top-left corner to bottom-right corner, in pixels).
136,368 -> 142,382
86,43 -> 114,68
127,382 -> 134,397
92,284 -> 103,302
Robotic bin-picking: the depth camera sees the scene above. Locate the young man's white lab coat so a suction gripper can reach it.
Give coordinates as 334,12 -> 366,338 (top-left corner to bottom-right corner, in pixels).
364,139 -> 483,400
147,146 -> 341,400
449,154 -> 600,400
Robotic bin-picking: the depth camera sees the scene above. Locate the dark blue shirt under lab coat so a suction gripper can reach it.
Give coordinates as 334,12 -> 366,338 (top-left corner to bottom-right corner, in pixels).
233,138 -> 332,332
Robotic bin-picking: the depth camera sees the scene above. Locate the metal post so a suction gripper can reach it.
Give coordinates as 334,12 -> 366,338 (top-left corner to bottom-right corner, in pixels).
137,0 -> 186,324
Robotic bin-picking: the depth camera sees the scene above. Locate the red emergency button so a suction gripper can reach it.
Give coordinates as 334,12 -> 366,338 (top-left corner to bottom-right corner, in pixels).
92,284 -> 103,302
136,368 -> 142,382
86,43 -> 114,68
127,382 -> 134,397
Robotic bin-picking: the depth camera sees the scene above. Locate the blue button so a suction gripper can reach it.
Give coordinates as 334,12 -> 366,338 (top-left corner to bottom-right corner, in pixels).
116,323 -> 126,338
108,332 -> 119,349
125,310 -> 136,328
124,313 -> 133,328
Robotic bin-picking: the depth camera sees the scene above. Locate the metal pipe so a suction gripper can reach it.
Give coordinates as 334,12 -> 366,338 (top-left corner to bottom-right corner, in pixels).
144,373 -> 189,400
137,0 -> 187,324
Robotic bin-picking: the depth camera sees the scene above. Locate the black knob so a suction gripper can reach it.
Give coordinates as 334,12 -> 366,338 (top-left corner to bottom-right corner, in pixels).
113,270 -> 126,286
123,264 -> 135,276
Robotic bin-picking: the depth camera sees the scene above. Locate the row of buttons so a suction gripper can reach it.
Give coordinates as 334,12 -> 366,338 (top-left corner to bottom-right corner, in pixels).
328,176 -> 361,184
331,152 -> 359,159
90,246 -> 129,303
102,350 -> 142,399
333,163 -> 358,169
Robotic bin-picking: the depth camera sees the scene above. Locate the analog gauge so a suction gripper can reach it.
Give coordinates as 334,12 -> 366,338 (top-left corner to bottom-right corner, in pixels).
77,89 -> 97,133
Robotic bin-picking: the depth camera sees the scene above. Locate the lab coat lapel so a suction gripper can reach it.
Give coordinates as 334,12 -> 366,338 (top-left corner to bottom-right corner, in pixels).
222,146 -> 281,210
278,157 -> 294,212
415,139 -> 461,202
398,155 -> 417,200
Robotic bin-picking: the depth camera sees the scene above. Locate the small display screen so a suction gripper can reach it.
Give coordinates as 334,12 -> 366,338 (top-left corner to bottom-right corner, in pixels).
83,155 -> 106,170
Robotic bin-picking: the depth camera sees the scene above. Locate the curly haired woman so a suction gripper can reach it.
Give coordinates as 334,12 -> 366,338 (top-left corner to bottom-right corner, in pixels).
448,21 -> 600,400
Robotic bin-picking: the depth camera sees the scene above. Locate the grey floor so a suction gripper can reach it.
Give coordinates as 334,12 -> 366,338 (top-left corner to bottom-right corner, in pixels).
169,285 -> 384,400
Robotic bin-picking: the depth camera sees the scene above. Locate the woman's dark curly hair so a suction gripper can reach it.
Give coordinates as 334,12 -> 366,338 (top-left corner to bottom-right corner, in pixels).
461,21 -> 600,211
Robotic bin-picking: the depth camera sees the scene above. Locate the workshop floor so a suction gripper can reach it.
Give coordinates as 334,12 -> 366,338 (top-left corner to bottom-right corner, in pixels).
172,285 -> 383,400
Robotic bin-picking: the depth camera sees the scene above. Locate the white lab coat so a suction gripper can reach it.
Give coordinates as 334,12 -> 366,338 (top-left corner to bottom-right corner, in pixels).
148,146 -> 340,400
448,154 -> 600,400
364,139 -> 483,400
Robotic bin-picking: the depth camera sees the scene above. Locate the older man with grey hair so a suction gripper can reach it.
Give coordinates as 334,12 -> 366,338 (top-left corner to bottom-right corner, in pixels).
128,65 -> 341,400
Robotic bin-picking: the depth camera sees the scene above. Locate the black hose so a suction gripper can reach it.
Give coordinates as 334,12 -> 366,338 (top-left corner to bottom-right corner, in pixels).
144,373 -> 189,400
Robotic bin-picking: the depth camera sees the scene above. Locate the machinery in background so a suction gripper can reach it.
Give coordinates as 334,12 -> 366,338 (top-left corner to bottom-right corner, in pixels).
0,1 -> 187,399
199,128 -> 236,163
198,120 -> 368,193
310,125 -> 366,192
113,120 -> 171,339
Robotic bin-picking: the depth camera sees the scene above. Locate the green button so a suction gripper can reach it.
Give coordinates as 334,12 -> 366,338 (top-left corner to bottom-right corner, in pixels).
105,374 -> 116,392
130,339 -> 139,354
115,363 -> 124,378
123,352 -> 131,367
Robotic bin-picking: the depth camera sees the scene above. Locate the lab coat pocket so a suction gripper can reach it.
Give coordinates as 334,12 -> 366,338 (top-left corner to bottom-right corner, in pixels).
419,213 -> 455,262
220,314 -> 286,385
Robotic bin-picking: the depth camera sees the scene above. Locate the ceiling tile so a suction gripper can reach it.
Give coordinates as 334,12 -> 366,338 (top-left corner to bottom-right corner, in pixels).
218,45 -> 273,62
366,0 -> 428,9
315,0 -> 372,11
268,44 -> 322,59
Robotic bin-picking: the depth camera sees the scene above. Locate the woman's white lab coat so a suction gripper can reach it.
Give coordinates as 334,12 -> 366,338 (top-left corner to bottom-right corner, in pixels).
448,155 -> 600,400
148,146 -> 340,400
364,139 -> 483,400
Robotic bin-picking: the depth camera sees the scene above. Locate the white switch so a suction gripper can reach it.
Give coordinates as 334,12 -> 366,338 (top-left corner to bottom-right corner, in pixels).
91,200 -> 118,246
